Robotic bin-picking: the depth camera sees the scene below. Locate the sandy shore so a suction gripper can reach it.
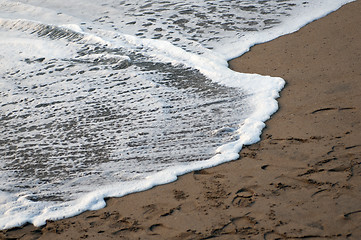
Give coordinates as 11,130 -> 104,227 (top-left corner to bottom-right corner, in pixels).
1,1 -> 361,239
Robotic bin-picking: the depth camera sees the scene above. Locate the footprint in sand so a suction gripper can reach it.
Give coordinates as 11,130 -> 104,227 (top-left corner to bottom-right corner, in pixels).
231,188 -> 255,207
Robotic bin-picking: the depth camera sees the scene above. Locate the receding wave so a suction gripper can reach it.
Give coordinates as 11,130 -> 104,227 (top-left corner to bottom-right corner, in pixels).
0,19 -> 250,204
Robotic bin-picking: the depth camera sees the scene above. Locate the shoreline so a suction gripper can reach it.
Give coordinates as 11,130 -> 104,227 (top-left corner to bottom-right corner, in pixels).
2,0 -> 361,239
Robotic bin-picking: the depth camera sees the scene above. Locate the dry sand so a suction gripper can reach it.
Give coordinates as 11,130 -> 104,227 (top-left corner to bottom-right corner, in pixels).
1,1 -> 361,239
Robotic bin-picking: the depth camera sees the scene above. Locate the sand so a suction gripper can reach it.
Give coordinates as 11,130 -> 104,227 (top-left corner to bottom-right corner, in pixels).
1,1 -> 361,239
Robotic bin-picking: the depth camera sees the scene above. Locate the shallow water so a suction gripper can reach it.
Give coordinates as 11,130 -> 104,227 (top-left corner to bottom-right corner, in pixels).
0,0 -> 353,229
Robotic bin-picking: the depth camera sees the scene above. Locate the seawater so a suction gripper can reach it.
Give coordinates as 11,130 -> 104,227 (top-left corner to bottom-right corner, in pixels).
0,0 -> 353,229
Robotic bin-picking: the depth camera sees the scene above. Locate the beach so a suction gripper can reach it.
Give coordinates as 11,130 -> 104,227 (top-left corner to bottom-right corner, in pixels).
1,0 -> 361,239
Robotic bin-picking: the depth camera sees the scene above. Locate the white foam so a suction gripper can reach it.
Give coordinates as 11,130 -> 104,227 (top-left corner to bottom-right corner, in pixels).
60,24 -> 83,33
0,0 -> 355,230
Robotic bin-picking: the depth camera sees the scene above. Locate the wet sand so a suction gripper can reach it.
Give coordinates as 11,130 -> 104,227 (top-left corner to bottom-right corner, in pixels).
1,0 -> 361,239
